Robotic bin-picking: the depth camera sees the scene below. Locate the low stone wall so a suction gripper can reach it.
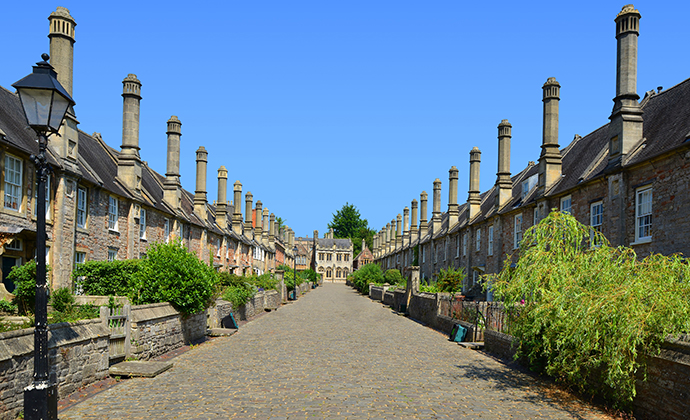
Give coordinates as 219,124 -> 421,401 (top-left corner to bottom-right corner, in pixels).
208,290 -> 284,328
130,302 -> 195,360
369,285 -> 387,301
0,319 -> 109,420
382,290 -> 395,307
408,292 -> 437,326
484,329 -> 517,360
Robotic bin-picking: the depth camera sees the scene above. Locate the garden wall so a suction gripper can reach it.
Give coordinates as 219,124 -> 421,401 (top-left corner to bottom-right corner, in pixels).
0,318 -> 109,420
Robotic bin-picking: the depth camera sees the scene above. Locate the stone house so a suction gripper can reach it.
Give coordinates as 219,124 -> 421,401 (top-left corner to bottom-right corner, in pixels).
0,7 -> 294,294
352,239 -> 373,271
308,229 -> 353,282
374,5 -> 690,298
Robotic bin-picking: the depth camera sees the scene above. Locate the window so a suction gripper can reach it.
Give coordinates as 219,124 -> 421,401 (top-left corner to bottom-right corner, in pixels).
422,245 -> 426,263
444,238 -> 448,262
344,254 -> 349,262
4,155 -> 22,211
164,218 -> 170,242
336,268 -> 342,278
433,244 -> 438,263
327,254 -> 332,261
107,249 -> 117,262
521,174 -> 538,200
462,233 -> 467,257
475,228 -> 481,252
533,207 -> 539,226
319,253 -> 324,261
337,254 -> 342,262
74,252 -> 86,265
455,235 -> 460,258
560,195 -> 572,214
77,187 -> 87,228
488,225 -> 494,256
590,201 -> 603,232
514,214 -> 523,249
33,175 -> 50,219
326,268 -> 332,278
108,196 -> 118,230
6,238 -> 22,251
635,186 -> 652,242
139,208 -> 146,239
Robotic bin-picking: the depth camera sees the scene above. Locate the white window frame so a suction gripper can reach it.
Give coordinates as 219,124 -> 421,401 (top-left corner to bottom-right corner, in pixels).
4,154 -> 22,212
488,225 -> 494,256
108,196 -> 119,231
139,208 -> 147,239
74,251 -> 86,265
462,233 -> 467,257
164,218 -> 170,243
514,213 -> 523,249
560,195 -> 572,215
77,186 -> 87,228
6,238 -> 22,251
475,228 -> 481,252
444,238 -> 448,262
422,245 -> 426,263
107,249 -> 117,262
533,207 -> 539,226
590,201 -> 603,232
455,235 -> 460,258
634,186 -> 652,244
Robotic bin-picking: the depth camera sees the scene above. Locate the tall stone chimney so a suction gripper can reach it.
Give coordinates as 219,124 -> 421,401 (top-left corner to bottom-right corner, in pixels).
432,179 -> 442,233
48,7 -> 80,164
496,120 -> 513,208
216,166 -> 228,229
419,191 -> 429,238
390,219 -> 396,252
194,146 -> 208,219
539,77 -> 562,194
448,166 -> 459,227
410,199 -> 418,242
403,207 -> 410,243
163,116 -> 182,210
468,147 -> 481,220
269,213 -> 276,244
254,200 -> 263,240
396,214 -> 402,249
117,74 -> 143,195
262,208 -> 269,246
608,5 -> 643,165
232,181 -> 243,235
244,192 -> 253,238
385,223 -> 391,253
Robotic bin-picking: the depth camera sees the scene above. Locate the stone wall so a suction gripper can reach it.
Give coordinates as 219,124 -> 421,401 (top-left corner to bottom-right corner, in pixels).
130,303 -> 185,360
0,318 -> 109,420
369,285 -> 387,301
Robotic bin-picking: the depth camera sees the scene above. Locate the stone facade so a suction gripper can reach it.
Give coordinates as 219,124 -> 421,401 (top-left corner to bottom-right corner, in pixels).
0,7 -> 297,294
302,230 -> 353,282
374,6 -> 690,298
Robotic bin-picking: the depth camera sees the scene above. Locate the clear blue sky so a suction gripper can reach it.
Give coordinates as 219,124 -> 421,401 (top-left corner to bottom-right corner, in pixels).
1,1 -> 687,238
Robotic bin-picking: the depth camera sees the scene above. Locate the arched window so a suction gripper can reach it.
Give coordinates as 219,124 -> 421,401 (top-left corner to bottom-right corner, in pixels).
326,268 -> 332,278
336,268 -> 342,278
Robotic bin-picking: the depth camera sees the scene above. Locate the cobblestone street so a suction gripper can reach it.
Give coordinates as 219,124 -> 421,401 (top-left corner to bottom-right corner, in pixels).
61,283 -> 612,419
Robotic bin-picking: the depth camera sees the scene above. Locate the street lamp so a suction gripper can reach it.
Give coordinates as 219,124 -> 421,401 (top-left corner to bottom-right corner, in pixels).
292,245 -> 298,299
13,54 -> 75,420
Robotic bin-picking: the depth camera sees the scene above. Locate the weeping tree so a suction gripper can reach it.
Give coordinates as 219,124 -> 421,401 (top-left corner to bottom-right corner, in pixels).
491,211 -> 690,408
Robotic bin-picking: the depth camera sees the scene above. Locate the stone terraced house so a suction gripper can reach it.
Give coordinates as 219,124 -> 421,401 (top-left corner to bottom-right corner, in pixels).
0,7 -> 295,295
298,229 -> 353,282
374,5 -> 690,299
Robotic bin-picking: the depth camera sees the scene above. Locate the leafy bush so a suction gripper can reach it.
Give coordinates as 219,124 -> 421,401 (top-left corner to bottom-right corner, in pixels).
72,260 -> 141,296
249,273 -> 279,291
300,268 -> 318,283
348,263 -> 383,294
435,267 -> 465,294
8,260 -> 49,315
0,298 -> 17,314
221,282 -> 257,309
384,269 -> 403,285
492,211 -> 690,408
129,240 -> 218,316
49,303 -> 99,324
419,283 -> 439,293
51,287 -> 75,313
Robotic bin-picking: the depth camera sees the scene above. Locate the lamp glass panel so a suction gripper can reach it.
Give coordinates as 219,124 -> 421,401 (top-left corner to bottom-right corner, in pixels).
48,91 -> 71,132
17,88 -> 52,127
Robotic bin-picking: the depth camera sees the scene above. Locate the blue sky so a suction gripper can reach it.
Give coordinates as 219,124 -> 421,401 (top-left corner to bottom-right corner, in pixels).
1,1 -> 688,238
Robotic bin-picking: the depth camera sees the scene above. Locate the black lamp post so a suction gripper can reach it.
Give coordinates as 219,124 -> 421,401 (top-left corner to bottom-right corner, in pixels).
13,54 -> 75,420
293,245 -> 298,299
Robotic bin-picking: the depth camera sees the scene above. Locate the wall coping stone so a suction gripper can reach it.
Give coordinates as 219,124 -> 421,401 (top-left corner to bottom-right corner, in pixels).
131,302 -> 179,323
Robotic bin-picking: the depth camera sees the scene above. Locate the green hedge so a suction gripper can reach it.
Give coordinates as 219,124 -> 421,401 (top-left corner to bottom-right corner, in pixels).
72,259 -> 141,296
348,263 -> 383,294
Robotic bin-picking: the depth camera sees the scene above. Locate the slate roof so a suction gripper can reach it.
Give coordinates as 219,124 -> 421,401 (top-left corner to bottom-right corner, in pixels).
317,238 -> 352,249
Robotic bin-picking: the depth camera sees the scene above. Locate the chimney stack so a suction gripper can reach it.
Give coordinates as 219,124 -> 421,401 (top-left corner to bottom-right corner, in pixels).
496,120 -> 513,208
403,206 -> 410,243
163,116 -> 182,210
385,223 -> 391,253
254,200 -> 263,240
194,146 -> 208,219
232,181 -> 243,235
410,199 -> 419,242
396,213 -> 402,249
448,166 -> 459,227
48,7 -> 76,97
432,179 -> 442,233
262,208 -> 269,246
468,147 -> 481,220
244,192 -> 253,238
609,5 -> 643,165
419,191 -> 429,238
117,74 -> 143,195
269,213 -> 276,245
216,166 -> 228,229
539,77 -> 562,194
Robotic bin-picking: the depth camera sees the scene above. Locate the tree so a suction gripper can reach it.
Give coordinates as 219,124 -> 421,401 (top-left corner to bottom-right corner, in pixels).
276,217 -> 285,233
328,203 -> 375,257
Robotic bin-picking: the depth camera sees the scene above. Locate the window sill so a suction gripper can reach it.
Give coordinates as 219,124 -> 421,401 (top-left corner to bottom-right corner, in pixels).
109,229 -> 120,234
630,238 -> 652,246
76,226 -> 88,234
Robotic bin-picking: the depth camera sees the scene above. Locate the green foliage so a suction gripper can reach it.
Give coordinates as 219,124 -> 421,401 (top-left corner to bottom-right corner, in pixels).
492,211 -> 690,408
8,260 -> 49,315
72,260 -> 141,296
49,303 -> 99,324
300,268 -> 318,283
221,281 -> 257,309
51,287 -> 75,313
419,284 -> 439,293
435,267 -> 466,294
384,269 -> 403,285
327,202 -> 375,257
0,298 -> 17,314
412,245 -> 419,266
129,240 -> 218,316
348,263 -> 384,294
250,273 -> 280,291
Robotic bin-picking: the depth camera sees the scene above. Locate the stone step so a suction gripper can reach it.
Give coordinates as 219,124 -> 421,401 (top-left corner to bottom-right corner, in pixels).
458,342 -> 484,350
109,361 -> 173,378
207,328 -> 238,337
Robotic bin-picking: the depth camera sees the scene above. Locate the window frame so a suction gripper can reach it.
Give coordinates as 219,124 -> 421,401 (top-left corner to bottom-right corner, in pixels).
139,207 -> 147,240
4,154 -> 23,212
514,213 -> 523,249
164,218 -> 170,243
634,186 -> 652,243
475,228 -> 481,252
488,225 -> 494,256
107,249 -> 117,262
76,186 -> 87,228
560,195 -> 572,214
108,196 -> 119,231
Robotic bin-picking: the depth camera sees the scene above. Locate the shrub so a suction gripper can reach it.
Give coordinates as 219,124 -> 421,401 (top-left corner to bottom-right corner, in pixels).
51,287 -> 75,313
300,268 -> 318,283
492,211 -> 690,408
72,260 -> 141,296
129,240 -> 218,316
221,282 -> 257,309
435,267 -> 465,294
49,303 -> 99,324
249,273 -> 280,291
384,269 -> 403,285
8,260 -> 49,315
348,263 -> 383,294
0,298 -> 17,314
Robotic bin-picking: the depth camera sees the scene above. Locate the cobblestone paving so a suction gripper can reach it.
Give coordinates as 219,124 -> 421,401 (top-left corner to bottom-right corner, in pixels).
61,283 -> 612,419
